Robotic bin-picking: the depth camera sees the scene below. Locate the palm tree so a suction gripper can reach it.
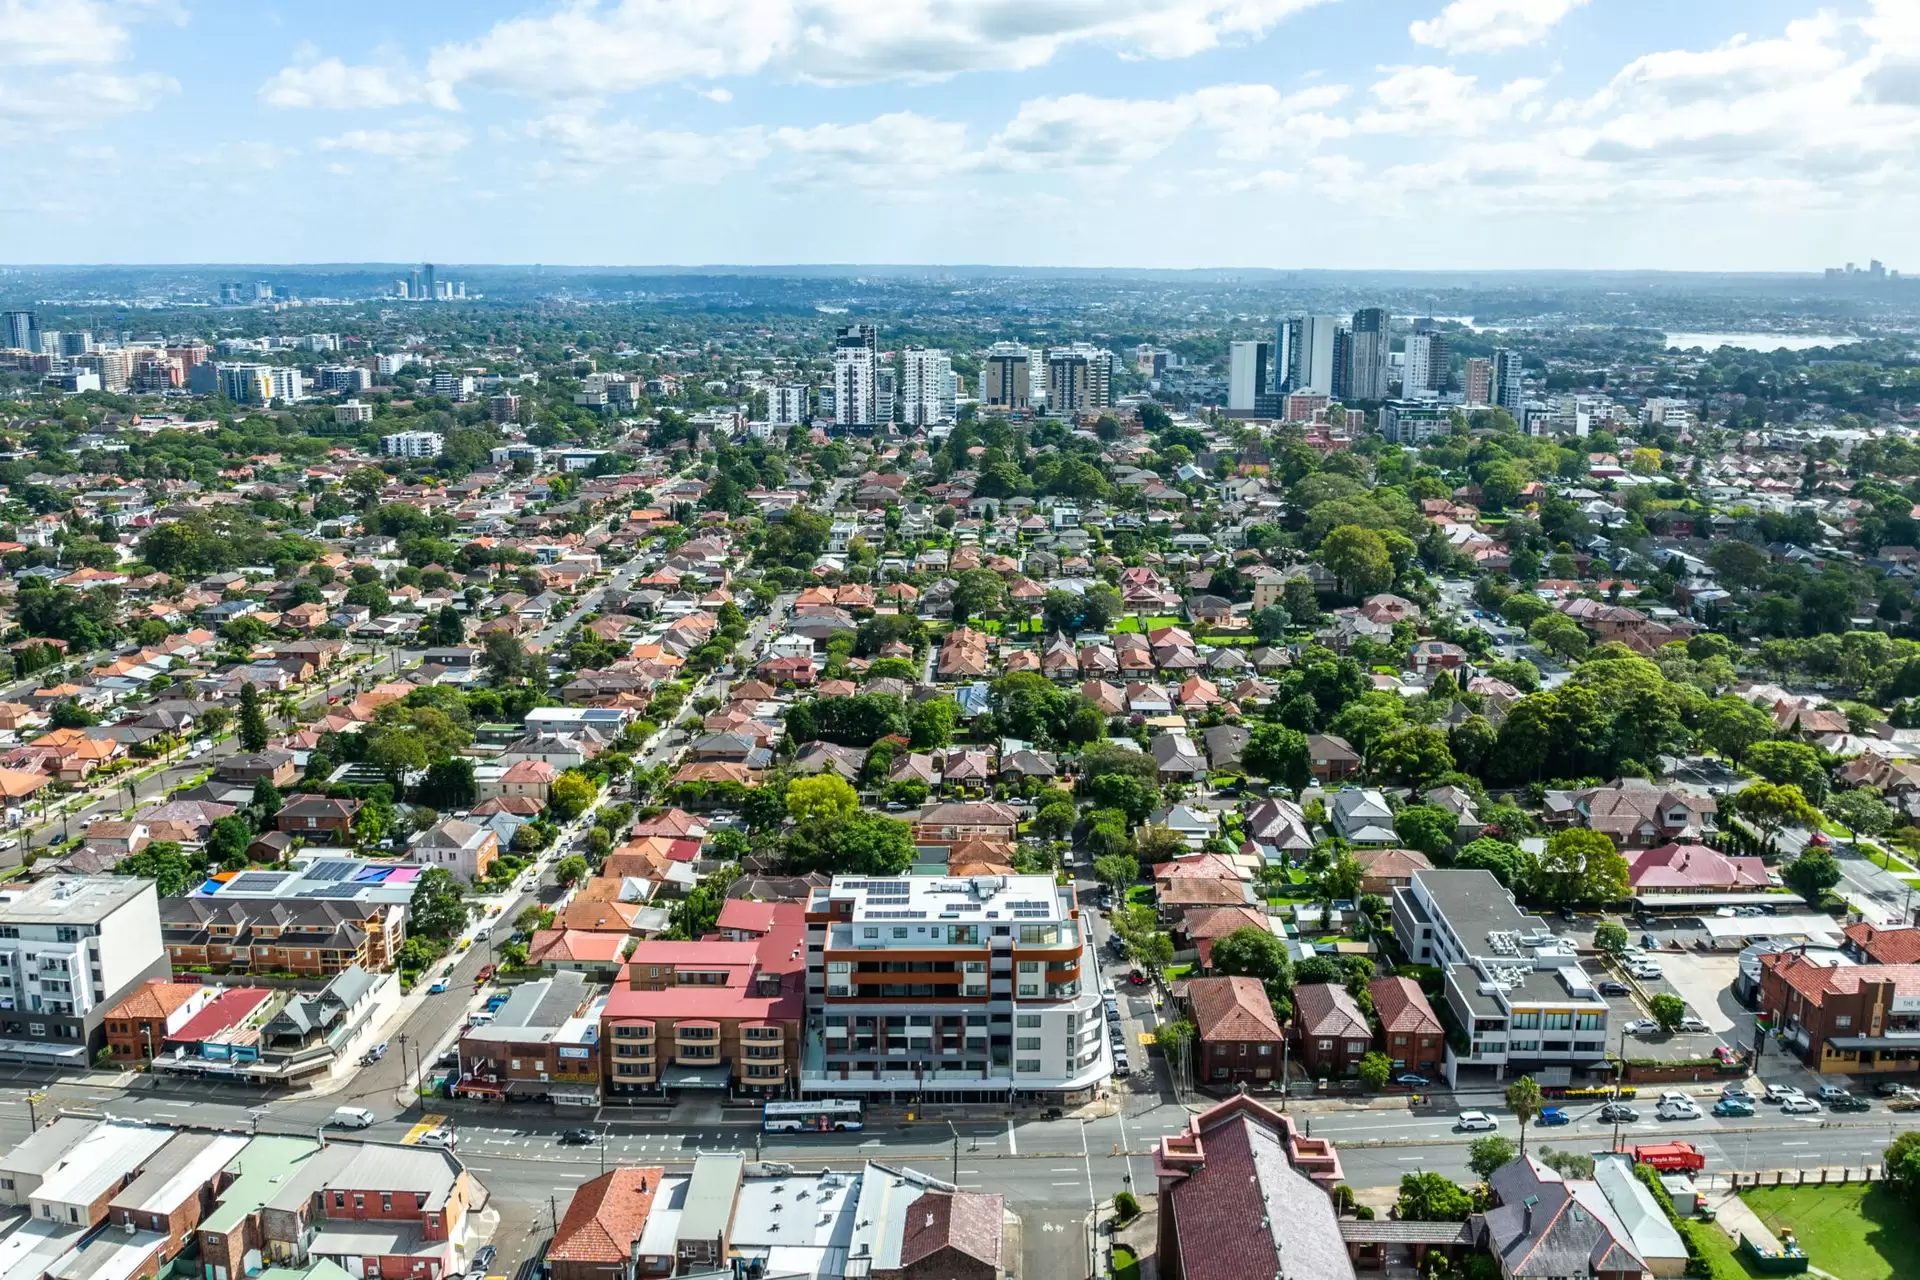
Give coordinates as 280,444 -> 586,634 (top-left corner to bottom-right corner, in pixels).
1506,1075 -> 1544,1155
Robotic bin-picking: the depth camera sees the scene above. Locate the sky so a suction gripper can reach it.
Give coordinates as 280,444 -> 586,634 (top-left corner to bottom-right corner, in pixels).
3,0 -> 1919,271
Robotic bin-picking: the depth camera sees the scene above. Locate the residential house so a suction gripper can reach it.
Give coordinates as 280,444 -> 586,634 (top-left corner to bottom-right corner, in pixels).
1184,976 -> 1286,1086
1329,789 -> 1397,845
1370,976 -> 1444,1076
1354,847 -> 1433,897
1292,983 -> 1373,1078
1306,735 -> 1360,784
1475,1155 -> 1649,1280
410,819 -> 500,885
276,795 -> 360,841
103,981 -> 215,1061
1241,797 -> 1315,863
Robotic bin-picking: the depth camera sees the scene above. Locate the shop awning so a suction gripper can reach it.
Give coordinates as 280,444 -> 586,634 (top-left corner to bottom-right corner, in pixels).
660,1063 -> 732,1090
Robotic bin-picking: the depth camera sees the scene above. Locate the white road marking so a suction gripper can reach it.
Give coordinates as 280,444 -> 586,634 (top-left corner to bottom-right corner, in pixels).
1007,1118 -> 1018,1156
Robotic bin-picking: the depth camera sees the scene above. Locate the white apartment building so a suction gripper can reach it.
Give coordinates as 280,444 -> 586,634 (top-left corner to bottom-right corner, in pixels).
899,347 -> 956,426
0,876 -> 168,1062
381,430 -> 444,458
768,383 -> 809,426
1391,869 -> 1611,1089
334,399 -> 374,425
803,874 -> 1109,1102
1379,400 -> 1452,445
430,371 -> 474,401
831,325 -> 879,433
315,364 -> 371,393
374,352 -> 414,376
1403,331 -> 1448,396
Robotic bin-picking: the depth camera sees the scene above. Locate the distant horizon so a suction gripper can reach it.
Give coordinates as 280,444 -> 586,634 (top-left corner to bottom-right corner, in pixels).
0,262 -> 1889,279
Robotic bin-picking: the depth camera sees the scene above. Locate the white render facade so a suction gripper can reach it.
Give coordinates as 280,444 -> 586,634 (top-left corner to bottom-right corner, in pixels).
802,874 -> 1110,1101
0,876 -> 168,1061
899,347 -> 956,426
381,430 -> 445,458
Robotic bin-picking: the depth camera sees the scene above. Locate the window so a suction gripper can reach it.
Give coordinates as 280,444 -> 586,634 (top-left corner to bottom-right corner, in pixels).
863,927 -> 878,939
1016,1037 -> 1041,1051
1510,1012 -> 1540,1030
1016,1059 -> 1041,1073
1017,1014 -> 1041,1028
1317,1039 -> 1332,1051
1835,1016 -> 1853,1029
334,1193 -> 345,1209
892,927 -> 907,939
1258,1045 -> 1272,1056
1543,1011 -> 1573,1031
1346,1041 -> 1366,1054
1576,1012 -> 1605,1031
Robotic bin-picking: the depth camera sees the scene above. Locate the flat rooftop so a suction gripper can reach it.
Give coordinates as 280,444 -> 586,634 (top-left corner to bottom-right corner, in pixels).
816,874 -> 1069,926
1414,870 -> 1562,959
0,876 -> 148,924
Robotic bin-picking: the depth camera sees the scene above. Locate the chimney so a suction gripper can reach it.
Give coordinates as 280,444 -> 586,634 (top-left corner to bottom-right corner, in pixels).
1523,1195 -> 1538,1235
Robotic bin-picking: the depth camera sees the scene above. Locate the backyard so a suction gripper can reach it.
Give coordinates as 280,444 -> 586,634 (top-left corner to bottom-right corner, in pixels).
1729,1184 -> 1920,1280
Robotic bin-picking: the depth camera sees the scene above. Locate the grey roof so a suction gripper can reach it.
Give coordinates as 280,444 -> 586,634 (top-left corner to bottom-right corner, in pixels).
0,876 -> 150,925
0,1116 -> 99,1179
1412,869 -> 1548,959
1483,1156 -> 1645,1278
469,971 -> 590,1038
678,1153 -> 745,1246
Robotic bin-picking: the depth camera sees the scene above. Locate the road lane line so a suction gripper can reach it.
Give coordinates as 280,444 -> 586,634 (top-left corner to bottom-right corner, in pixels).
1007,1118 -> 1017,1156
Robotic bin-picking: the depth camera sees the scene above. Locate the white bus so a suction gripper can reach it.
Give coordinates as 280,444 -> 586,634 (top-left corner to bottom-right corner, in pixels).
762,1099 -> 865,1132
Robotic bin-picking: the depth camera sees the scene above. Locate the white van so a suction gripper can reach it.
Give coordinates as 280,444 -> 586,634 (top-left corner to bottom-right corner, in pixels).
329,1107 -> 375,1129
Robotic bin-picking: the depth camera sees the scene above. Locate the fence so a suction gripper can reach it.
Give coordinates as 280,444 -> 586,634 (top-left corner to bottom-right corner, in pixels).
1693,1165 -> 1883,1193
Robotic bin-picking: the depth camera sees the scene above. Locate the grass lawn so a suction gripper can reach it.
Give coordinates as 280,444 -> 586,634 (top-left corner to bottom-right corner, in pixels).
1111,1245 -> 1140,1280
1681,1221 -> 1759,1279
1127,885 -> 1154,905
1741,1183 -> 1920,1280
1165,963 -> 1193,980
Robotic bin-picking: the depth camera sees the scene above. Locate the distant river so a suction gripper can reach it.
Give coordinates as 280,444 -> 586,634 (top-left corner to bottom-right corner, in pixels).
1660,332 -> 1860,352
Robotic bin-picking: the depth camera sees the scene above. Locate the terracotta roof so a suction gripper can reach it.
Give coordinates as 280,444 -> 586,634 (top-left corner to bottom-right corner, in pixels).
1844,922 -> 1920,966
107,980 -> 203,1022
528,930 -> 629,964
1354,847 -> 1433,882
1292,982 -> 1370,1039
898,1190 -> 1005,1271
1370,976 -> 1441,1035
1186,976 -> 1284,1043
1766,952 -> 1920,1004
548,1168 -> 664,1263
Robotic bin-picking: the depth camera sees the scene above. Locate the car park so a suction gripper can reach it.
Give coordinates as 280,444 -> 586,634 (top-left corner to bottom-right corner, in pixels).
1599,1102 -> 1640,1123
1781,1095 -> 1822,1114
1455,1111 -> 1498,1132
1712,1098 -> 1755,1117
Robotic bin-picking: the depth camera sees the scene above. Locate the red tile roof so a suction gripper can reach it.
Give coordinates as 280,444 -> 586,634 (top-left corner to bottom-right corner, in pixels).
169,987 -> 272,1042
1624,842 -> 1768,890
548,1168 -> 663,1262
107,981 -> 203,1022
1844,922 -> 1920,966
1292,982 -> 1370,1039
898,1190 -> 1004,1271
1766,951 -> 1920,1004
1186,976 -> 1284,1044
1370,976 -> 1441,1035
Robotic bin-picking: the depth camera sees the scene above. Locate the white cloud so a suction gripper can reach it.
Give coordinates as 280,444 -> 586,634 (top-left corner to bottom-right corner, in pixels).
0,70 -> 178,137
413,0 -> 1335,99
517,111 -> 769,176
772,111 -> 969,186
1356,65 -> 1542,135
1409,0 -> 1587,55
260,58 -> 452,110
0,0 -> 133,66
695,86 -> 733,103
984,82 -> 1351,171
316,123 -> 472,159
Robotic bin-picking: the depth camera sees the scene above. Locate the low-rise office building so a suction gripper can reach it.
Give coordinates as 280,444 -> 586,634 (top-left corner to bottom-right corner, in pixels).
457,971 -> 605,1105
1391,869 -> 1611,1087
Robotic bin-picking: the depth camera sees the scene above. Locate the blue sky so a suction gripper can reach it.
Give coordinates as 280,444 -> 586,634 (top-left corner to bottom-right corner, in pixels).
4,0 -> 1917,269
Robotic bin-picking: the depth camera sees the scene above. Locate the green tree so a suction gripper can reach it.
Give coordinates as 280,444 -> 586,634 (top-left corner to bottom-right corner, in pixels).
1534,829 -> 1630,905
787,774 -> 859,827
1649,992 -> 1686,1034
1243,723 -> 1310,791
206,816 -> 252,869
1825,789 -> 1895,847
549,770 -> 597,822
1394,805 -> 1459,858
238,682 -> 270,752
1506,1074 -> 1544,1153
1455,837 -> 1531,888
1782,845 -> 1842,903
426,605 -> 465,647
1094,853 -> 1137,898
1321,525 -> 1394,596
409,867 -> 471,938
250,778 -> 282,819
1358,1050 -> 1393,1091
1033,799 -> 1077,841
1699,695 -> 1775,766
1467,1135 -> 1519,1181
116,841 -> 197,897
1886,1131 -> 1920,1204
1732,781 -> 1821,848
1211,926 -> 1295,1017
1593,921 -> 1629,956
1395,1171 -> 1474,1222
950,568 -> 1007,627
1372,726 -> 1456,789
1745,740 -> 1829,803
1528,613 -> 1590,661
909,698 -> 956,749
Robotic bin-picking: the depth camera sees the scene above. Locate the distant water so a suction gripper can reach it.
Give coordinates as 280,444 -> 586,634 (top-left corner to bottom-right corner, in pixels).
1661,332 -> 1859,352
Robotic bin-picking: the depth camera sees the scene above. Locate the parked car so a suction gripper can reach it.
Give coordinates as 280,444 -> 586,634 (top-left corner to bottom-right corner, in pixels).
1815,1084 -> 1851,1101
1875,1081 -> 1919,1098
363,1041 -> 388,1063
1828,1093 -> 1872,1112
1656,1094 -> 1701,1120
1395,1073 -> 1431,1087
1712,1098 -> 1755,1117
1455,1111 -> 1498,1132
471,1247 -> 496,1275
1598,980 -> 1631,997
1599,1102 -> 1640,1124
1678,1016 -> 1710,1033
1127,969 -> 1147,986
1720,1084 -> 1754,1101
1781,1096 -> 1822,1114
1538,1107 -> 1570,1126
1764,1083 -> 1805,1104
1629,963 -> 1664,980
1623,1019 -> 1657,1036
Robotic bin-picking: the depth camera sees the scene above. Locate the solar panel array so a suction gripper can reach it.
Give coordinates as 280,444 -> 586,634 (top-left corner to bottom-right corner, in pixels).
226,873 -> 289,893
866,909 -> 928,920
1009,899 -> 1052,918
305,861 -> 357,882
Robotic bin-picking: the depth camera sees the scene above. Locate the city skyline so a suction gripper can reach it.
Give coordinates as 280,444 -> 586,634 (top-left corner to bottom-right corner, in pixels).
1,0 -> 1915,269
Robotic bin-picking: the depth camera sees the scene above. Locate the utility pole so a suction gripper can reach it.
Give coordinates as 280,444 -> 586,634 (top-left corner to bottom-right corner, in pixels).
947,1122 -> 960,1185
397,1032 -> 411,1100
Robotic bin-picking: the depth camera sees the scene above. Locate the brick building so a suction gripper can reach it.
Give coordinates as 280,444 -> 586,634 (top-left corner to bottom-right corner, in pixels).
1759,950 -> 1920,1075
1183,976 -> 1285,1087
1291,983 -> 1372,1079
1370,976 -> 1444,1076
103,981 -> 214,1061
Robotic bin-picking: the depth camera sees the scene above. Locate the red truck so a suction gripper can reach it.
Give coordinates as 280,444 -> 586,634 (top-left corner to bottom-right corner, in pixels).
1632,1142 -> 1705,1172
